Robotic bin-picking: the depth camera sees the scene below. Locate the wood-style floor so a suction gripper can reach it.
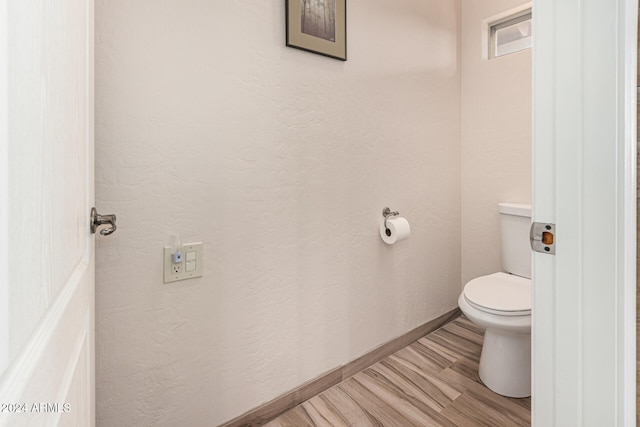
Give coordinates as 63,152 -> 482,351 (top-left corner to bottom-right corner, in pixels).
265,316 -> 530,427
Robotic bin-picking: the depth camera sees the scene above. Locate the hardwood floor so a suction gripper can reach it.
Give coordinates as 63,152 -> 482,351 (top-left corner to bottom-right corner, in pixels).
265,317 -> 530,427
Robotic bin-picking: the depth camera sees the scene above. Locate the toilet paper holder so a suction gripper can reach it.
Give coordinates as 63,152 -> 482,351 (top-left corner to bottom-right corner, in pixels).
382,207 -> 399,231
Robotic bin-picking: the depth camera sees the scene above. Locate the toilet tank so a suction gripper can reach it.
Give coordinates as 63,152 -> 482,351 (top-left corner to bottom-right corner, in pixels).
498,203 -> 532,279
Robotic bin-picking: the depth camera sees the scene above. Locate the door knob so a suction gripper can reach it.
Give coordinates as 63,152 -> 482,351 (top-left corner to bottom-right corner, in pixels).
91,207 -> 117,236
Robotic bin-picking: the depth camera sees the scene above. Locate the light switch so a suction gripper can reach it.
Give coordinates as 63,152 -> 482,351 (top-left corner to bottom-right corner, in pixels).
163,242 -> 203,283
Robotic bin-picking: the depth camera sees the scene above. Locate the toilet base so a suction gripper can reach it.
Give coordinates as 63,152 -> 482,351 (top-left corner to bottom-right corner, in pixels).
478,328 -> 531,398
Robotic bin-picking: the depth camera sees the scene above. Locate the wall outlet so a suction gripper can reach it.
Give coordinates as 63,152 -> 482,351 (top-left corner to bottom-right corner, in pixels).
163,243 -> 203,283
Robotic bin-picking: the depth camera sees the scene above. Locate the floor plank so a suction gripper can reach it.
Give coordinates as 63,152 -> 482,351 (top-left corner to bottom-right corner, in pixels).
317,387 -> 381,427
265,316 -> 531,426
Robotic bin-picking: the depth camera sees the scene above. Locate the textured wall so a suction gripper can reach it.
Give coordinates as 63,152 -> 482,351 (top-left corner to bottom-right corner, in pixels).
94,1 -> 461,425
460,0 -> 532,285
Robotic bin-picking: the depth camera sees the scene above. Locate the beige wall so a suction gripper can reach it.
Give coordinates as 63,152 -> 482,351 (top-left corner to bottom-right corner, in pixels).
460,0 -> 532,285
94,1 -> 462,425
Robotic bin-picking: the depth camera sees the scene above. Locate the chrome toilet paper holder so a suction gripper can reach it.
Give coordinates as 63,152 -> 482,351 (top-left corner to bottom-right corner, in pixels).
382,207 -> 399,232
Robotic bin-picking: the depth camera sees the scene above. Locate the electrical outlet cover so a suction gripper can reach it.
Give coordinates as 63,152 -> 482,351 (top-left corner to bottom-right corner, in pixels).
163,243 -> 203,283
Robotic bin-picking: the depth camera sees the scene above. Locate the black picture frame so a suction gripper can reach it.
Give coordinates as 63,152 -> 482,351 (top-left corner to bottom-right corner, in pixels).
286,0 -> 347,61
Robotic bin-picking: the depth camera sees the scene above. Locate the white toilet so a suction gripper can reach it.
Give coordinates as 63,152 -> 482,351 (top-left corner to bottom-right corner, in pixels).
458,202 -> 531,398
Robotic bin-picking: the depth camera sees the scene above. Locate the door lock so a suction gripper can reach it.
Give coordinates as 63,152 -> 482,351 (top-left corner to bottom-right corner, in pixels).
530,222 -> 555,254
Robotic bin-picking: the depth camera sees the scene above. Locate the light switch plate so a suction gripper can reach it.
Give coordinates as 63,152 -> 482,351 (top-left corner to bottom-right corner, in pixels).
163,242 -> 203,283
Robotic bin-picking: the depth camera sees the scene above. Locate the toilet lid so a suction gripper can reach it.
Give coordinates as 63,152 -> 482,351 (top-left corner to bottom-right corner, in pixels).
463,272 -> 531,315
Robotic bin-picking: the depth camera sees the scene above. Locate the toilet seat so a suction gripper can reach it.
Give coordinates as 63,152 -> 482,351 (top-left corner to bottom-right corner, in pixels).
463,272 -> 531,316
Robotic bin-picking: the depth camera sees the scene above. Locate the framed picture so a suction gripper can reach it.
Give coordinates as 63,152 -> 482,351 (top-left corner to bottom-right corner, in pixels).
286,0 -> 347,61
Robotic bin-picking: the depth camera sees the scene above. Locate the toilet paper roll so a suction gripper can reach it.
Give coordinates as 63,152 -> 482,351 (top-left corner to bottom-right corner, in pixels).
380,216 -> 411,245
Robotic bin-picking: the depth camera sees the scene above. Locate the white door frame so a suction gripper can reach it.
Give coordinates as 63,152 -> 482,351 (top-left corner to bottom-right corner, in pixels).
532,0 -> 637,425
0,0 -> 9,373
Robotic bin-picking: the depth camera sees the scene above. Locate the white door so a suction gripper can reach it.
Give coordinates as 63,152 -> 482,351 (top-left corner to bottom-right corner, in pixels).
0,1 -> 100,426
532,0 -> 636,425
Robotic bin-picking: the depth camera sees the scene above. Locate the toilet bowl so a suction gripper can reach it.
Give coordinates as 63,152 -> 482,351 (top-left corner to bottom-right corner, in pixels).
458,272 -> 531,398
458,202 -> 532,398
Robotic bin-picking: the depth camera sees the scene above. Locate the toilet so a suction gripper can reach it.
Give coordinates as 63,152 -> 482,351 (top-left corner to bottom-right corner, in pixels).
458,202 -> 531,398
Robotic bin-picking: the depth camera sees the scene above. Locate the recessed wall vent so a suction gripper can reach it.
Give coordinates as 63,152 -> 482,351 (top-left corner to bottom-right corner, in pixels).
489,9 -> 532,59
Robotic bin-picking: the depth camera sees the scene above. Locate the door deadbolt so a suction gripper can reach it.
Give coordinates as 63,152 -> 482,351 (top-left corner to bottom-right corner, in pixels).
530,222 -> 555,255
